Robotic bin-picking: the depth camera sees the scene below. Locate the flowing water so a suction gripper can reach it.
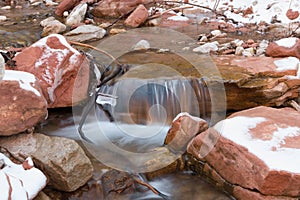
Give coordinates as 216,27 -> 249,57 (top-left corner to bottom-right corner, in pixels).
40,108 -> 232,199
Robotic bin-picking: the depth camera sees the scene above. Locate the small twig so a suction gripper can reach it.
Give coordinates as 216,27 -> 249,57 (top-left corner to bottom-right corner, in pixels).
97,92 -> 118,99
133,177 -> 159,195
288,100 -> 300,112
213,0 -> 221,11
68,40 -> 121,66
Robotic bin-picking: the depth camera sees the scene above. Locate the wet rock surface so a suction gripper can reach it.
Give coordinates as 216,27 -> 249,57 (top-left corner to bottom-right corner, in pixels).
0,70 -> 47,136
0,133 -> 93,192
188,106 -> 300,199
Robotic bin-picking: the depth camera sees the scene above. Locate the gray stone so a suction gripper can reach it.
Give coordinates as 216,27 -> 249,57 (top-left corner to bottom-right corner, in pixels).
40,17 -> 66,37
65,3 -> 87,26
132,39 -> 150,50
193,42 -> 219,54
0,133 -> 93,192
65,24 -> 106,42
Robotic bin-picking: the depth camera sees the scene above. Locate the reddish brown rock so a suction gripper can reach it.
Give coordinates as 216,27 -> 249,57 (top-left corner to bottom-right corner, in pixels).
164,113 -> 208,153
286,9 -> 300,20
243,6 -> 253,16
55,0 -> 81,16
92,0 -> 153,18
13,34 -> 90,108
0,70 -> 47,136
266,37 -> 300,59
124,4 -> 148,28
188,106 -> 300,198
212,55 -> 300,110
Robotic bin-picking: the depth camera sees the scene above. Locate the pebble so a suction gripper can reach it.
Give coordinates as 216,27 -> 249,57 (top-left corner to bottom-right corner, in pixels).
1,6 -> 11,10
235,46 -> 245,55
132,40 -> 150,50
210,30 -> 222,37
193,41 -> 219,54
231,39 -> 244,47
242,47 -> 255,57
0,16 -> 7,22
109,28 -> 126,35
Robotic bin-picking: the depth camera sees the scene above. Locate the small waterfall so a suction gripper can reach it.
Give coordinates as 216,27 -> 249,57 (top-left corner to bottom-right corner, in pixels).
97,77 -> 211,125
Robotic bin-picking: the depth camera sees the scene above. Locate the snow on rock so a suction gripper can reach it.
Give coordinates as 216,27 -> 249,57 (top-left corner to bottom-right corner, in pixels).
274,57 -> 299,72
189,0 -> 300,24
13,34 -> 90,108
0,153 -> 47,200
188,106 -> 300,198
0,70 -> 47,136
167,15 -> 189,21
275,37 -> 298,48
3,70 -> 41,96
266,37 -> 300,59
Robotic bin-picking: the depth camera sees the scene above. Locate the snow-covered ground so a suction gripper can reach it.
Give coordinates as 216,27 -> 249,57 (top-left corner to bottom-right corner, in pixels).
187,0 -> 300,24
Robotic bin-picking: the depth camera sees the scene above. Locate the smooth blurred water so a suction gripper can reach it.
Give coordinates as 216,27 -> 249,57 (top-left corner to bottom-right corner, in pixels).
0,54 -> 4,81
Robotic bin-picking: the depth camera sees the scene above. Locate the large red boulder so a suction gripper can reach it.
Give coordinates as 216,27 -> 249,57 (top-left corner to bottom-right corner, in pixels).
13,34 -> 90,108
188,106 -> 300,198
0,70 -> 47,136
266,37 -> 300,59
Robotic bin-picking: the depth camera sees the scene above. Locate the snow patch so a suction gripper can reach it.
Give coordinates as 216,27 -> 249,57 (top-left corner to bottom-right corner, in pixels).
275,37 -> 298,48
167,15 -> 189,21
0,153 -> 47,200
3,70 -> 41,96
274,57 -> 299,72
215,116 -> 300,173
173,112 -> 205,123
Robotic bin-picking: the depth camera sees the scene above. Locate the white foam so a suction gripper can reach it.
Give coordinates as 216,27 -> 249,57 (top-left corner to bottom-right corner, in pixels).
274,57 -> 299,72
3,70 -> 41,96
275,37 -> 298,48
215,116 -> 300,173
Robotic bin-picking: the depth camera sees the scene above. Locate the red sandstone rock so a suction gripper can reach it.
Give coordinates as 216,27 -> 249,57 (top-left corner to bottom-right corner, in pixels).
0,70 -> 47,136
13,34 -> 90,108
286,9 -> 300,20
55,0 -> 81,16
266,37 -> 300,59
92,0 -> 153,18
188,106 -> 300,198
212,55 -> 300,110
164,113 -> 208,153
243,6 -> 253,16
124,4 -> 148,28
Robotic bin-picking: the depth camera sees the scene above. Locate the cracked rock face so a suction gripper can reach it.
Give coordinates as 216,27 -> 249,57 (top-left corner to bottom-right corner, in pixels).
187,106 -> 300,199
